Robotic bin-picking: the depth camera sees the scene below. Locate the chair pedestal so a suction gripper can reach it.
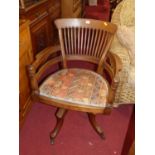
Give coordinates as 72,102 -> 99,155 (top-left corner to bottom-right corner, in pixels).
50,108 -> 67,144
50,108 -> 106,144
88,113 -> 105,139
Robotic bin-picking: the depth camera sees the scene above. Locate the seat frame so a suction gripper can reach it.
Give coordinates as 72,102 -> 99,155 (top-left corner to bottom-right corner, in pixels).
28,18 -> 122,144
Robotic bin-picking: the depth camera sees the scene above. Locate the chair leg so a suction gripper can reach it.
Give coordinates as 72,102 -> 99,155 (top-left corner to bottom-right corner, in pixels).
50,108 -> 67,144
87,113 -> 105,139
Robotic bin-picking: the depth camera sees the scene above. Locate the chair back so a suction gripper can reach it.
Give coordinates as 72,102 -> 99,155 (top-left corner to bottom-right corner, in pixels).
55,18 -> 117,73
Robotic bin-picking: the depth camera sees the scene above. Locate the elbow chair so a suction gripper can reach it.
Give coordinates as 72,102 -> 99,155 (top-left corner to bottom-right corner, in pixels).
28,18 -> 122,144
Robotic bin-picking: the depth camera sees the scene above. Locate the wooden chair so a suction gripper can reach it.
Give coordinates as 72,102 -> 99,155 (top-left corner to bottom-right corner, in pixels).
28,18 -> 122,144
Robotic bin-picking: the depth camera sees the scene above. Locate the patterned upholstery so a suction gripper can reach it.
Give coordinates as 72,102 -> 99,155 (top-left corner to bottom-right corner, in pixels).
39,69 -> 109,107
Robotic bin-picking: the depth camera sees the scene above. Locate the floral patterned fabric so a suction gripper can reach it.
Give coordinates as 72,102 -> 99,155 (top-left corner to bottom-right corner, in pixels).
39,69 -> 109,107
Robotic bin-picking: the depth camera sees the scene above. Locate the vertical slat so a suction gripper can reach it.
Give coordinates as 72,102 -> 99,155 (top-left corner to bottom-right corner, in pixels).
71,27 -> 74,54
58,29 -> 67,68
99,32 -> 109,57
63,28 -> 68,54
80,27 -> 84,55
88,29 -> 95,56
97,30 -> 106,58
94,29 -> 103,57
86,28 -> 91,55
83,28 -> 87,55
74,28 -> 77,55
78,28 -> 81,54
97,34 -> 114,73
91,29 -> 99,56
67,28 -> 71,54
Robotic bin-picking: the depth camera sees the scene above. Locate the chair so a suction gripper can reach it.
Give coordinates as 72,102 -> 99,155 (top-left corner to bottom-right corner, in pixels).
110,0 -> 135,104
83,0 -> 110,21
28,18 -> 122,144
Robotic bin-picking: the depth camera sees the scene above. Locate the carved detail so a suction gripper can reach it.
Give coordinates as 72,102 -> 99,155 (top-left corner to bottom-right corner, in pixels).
27,65 -> 39,94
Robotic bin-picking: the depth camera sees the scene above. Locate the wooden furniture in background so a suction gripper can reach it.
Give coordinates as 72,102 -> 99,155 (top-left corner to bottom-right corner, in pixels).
48,0 -> 61,44
110,0 -> 123,20
20,0 -> 61,57
61,0 -> 82,18
27,18 -> 122,144
19,20 -> 34,128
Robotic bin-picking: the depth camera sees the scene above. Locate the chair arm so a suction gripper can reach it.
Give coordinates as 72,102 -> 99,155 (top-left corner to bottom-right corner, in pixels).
35,44 -> 61,59
104,51 -> 122,103
27,45 -> 62,97
107,51 -> 122,78
33,44 -> 61,70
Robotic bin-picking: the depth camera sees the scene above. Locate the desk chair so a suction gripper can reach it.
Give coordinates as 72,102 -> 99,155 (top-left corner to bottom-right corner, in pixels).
28,18 -> 122,144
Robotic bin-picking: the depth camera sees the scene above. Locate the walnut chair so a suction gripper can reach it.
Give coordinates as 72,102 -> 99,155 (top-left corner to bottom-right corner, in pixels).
28,18 -> 122,144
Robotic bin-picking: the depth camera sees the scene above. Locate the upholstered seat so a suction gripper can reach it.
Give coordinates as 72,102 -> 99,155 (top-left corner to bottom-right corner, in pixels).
39,68 -> 108,108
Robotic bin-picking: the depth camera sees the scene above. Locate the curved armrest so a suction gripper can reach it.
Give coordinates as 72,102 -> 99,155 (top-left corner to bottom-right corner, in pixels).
35,45 -> 61,59
27,45 -> 62,97
108,51 -> 122,77
34,45 -> 61,69
104,51 -> 122,103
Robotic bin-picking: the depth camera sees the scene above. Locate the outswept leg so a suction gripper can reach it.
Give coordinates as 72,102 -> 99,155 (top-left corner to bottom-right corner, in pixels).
87,113 -> 105,139
50,108 -> 67,144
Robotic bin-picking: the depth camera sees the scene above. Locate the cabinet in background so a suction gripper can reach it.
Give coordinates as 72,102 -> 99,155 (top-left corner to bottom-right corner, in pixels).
20,0 -> 61,57
48,0 -> 61,44
19,20 -> 33,128
30,14 -> 50,56
61,0 -> 82,18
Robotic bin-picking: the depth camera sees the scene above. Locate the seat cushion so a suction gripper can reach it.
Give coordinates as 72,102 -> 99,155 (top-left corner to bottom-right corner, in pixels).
39,69 -> 109,107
